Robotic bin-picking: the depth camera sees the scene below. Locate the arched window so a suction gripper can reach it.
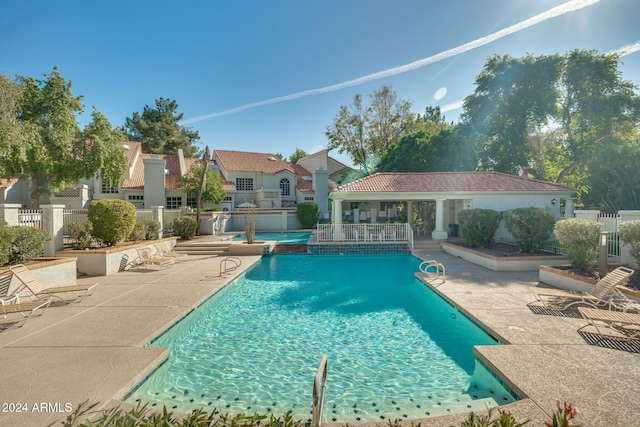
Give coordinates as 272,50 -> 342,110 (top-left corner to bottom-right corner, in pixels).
280,178 -> 290,196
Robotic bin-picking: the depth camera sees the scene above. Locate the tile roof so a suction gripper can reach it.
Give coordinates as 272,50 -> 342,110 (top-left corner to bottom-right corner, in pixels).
334,172 -> 576,193
291,164 -> 313,192
0,176 -> 20,189
214,150 -> 295,174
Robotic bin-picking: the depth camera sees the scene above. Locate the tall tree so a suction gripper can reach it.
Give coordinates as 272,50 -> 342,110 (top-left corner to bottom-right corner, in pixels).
8,68 -> 128,208
177,162 -> 226,207
377,126 -> 475,172
287,148 -> 308,164
125,98 -> 200,157
555,49 -> 640,183
325,85 -> 414,175
0,74 -> 29,177
462,54 -> 562,175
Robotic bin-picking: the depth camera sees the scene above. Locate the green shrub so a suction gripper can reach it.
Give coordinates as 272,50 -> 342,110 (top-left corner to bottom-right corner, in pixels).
503,207 -> 556,253
8,226 -> 50,265
174,216 -> 198,240
68,221 -> 94,250
619,220 -> 640,267
128,222 -> 147,242
88,199 -> 137,246
0,219 -> 16,266
457,209 -> 501,247
297,202 -> 320,228
143,219 -> 161,240
554,218 -> 601,273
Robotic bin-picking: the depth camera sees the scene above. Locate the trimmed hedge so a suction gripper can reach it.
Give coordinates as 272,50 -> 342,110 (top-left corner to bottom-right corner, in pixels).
619,220 -> 640,267
554,218 -> 601,273
503,207 -> 556,253
297,202 -> 320,228
174,216 -> 198,240
457,208 -> 501,247
88,199 -> 137,246
7,226 -> 50,265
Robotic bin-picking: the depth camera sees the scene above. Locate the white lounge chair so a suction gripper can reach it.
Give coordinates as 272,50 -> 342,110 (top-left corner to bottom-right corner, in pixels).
154,242 -> 189,262
0,299 -> 51,328
9,264 -> 98,304
135,247 -> 175,270
0,272 -> 17,305
578,307 -> 640,341
530,266 -> 635,312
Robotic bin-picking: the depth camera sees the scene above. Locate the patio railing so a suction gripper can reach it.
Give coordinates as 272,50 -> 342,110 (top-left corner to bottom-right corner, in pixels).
316,223 -> 413,249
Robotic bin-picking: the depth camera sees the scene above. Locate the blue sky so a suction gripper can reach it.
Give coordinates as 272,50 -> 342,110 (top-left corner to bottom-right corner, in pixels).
1,0 -> 639,167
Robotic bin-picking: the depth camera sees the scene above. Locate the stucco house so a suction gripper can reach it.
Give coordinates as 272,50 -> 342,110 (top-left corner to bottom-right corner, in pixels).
0,143 -> 343,216
329,171 -> 576,240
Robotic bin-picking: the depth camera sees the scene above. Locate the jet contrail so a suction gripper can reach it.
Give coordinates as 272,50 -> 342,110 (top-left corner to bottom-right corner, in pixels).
181,0 -> 600,124
611,41 -> 640,57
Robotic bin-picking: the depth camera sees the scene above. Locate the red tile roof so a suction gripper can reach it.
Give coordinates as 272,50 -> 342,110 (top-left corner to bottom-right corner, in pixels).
214,150 -> 295,174
334,172 -> 575,193
291,164 -> 313,192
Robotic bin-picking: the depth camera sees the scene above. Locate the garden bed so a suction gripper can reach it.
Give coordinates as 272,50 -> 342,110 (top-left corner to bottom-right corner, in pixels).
539,264 -> 640,301
441,241 -> 568,271
1,257 -> 78,294
56,237 -> 178,276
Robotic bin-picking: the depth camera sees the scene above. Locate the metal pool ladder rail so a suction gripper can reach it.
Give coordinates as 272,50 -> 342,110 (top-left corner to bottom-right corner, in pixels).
419,259 -> 446,283
312,354 -> 328,427
219,256 -> 242,276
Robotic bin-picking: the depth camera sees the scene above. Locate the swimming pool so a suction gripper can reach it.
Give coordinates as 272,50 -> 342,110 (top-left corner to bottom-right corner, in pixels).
127,254 -> 515,422
229,231 -> 311,244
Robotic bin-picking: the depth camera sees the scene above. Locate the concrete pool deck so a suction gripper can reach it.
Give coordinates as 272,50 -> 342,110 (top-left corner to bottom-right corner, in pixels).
0,247 -> 637,426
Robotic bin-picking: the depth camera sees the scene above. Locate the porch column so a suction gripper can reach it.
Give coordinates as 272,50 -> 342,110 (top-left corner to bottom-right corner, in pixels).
564,198 -> 574,218
333,198 -> 344,240
407,201 -> 414,226
432,198 -> 448,240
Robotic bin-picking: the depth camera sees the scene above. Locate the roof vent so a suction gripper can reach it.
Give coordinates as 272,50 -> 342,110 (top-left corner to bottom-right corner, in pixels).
122,144 -> 129,150
267,156 -> 276,161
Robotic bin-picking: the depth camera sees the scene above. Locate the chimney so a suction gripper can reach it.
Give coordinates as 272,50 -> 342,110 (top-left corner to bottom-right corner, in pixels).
522,166 -> 529,179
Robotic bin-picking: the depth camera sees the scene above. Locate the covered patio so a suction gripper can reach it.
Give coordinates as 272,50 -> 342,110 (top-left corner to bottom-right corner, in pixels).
327,171 -> 576,241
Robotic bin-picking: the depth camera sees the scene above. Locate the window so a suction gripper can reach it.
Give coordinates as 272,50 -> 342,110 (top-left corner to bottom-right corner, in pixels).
101,180 -> 119,194
186,197 -> 197,208
166,197 -> 182,209
235,178 -> 254,191
304,196 -> 314,201
128,195 -> 144,201
280,178 -> 290,196
223,195 -> 232,201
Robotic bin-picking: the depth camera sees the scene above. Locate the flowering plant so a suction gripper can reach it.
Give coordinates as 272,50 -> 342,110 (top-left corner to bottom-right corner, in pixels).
544,399 -> 581,427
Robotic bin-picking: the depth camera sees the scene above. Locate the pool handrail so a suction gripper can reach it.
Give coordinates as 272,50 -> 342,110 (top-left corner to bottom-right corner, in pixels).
312,354 -> 328,427
419,260 -> 446,283
219,256 -> 242,276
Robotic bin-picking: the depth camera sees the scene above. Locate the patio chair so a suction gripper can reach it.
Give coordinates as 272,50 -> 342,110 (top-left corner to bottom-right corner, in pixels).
154,242 -> 189,262
9,264 -> 98,304
530,266 -> 635,312
135,247 -> 175,270
0,299 -> 52,328
383,225 -> 396,241
578,307 -> 640,341
0,272 -> 17,305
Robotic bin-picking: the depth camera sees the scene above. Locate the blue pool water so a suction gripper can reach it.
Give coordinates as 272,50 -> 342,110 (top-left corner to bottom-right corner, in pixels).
229,231 -> 311,244
127,255 -> 515,422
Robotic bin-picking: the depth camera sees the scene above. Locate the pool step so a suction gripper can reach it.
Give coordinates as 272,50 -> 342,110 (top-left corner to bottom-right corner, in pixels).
411,240 -> 443,254
173,241 -> 231,256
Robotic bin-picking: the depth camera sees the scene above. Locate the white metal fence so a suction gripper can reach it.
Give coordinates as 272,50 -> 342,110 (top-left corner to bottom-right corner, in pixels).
316,223 -> 414,249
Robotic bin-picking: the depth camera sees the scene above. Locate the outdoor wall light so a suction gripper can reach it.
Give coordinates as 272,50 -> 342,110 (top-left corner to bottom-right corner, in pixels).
551,198 -> 557,205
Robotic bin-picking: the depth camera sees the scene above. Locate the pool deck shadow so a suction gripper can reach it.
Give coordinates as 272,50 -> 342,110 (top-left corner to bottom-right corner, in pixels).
0,246 -> 637,426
